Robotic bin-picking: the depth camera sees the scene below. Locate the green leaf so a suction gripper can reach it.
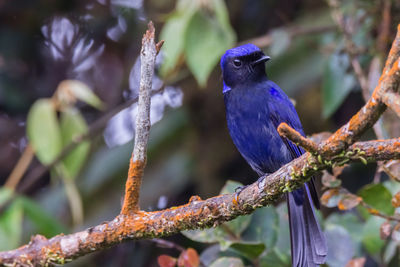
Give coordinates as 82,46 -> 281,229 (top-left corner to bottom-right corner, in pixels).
27,99 -> 62,165
259,248 -> 291,267
0,187 -> 13,206
325,213 -> 363,244
275,203 -> 291,255
18,196 -> 67,237
383,240 -> 398,264
322,51 -> 355,118
358,183 -> 394,216
209,257 -> 244,267
60,108 -> 90,179
211,0 -> 235,36
160,12 -> 194,77
325,224 -> 355,267
0,201 -> 23,250
200,244 -> 222,266
383,179 -> 400,195
230,242 -> 265,259
362,216 -> 385,255
182,227 -> 228,244
259,204 -> 291,266
241,206 -> 279,248
182,220 -> 245,250
176,0 -> 197,11
59,80 -> 103,109
184,10 -> 235,87
356,205 -> 370,221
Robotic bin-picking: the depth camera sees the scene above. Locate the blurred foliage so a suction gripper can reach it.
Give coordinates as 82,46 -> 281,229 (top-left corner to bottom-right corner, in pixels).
160,0 -> 235,87
1,0 -> 400,267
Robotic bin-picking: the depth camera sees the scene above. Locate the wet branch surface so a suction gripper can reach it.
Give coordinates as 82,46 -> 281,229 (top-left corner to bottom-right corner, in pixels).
1,23 -> 400,267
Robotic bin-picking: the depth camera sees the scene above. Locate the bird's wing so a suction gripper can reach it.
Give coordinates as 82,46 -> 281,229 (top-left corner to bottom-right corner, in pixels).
267,82 -> 320,208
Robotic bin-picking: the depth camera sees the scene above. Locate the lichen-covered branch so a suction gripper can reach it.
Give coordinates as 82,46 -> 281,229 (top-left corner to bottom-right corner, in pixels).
1,22 -> 400,267
0,138 -> 399,266
277,123 -> 318,153
121,22 -> 159,214
319,25 -> 400,156
381,91 -> 400,118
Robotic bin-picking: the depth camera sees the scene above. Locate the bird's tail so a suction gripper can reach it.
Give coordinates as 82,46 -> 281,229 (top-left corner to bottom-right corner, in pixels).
287,185 -> 327,267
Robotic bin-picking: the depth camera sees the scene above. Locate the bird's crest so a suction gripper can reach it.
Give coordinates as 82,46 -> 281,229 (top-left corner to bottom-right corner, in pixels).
220,43 -> 261,69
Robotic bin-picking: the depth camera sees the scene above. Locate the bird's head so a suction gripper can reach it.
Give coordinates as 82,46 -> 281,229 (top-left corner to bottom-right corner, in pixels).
220,44 -> 270,93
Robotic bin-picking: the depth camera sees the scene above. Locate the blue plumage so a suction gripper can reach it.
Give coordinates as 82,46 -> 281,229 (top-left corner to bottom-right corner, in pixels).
221,44 -> 327,267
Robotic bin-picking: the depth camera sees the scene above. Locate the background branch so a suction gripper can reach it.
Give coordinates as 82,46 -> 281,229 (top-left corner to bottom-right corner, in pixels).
242,24 -> 336,48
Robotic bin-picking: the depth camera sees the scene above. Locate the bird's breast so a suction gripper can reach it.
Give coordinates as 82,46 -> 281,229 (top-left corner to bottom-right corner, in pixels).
224,87 -> 292,174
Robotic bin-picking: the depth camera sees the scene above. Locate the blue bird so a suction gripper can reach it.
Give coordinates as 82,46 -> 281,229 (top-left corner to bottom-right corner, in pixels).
221,44 -> 327,267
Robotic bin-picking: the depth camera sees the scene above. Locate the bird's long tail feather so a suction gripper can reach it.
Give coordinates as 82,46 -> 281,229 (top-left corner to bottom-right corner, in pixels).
287,185 -> 327,267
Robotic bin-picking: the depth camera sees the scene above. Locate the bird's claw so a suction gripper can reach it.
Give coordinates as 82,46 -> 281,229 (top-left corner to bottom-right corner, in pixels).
232,185 -> 247,205
235,185 -> 247,193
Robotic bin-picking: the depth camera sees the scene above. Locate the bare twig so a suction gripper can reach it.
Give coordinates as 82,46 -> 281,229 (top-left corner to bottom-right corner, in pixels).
360,201 -> 400,222
4,145 -> 34,190
132,22 -> 157,163
377,0 -> 392,54
351,58 -> 370,100
277,123 -> 319,153
121,22 -> 161,214
151,238 -> 185,252
381,162 -> 400,183
242,24 -> 336,48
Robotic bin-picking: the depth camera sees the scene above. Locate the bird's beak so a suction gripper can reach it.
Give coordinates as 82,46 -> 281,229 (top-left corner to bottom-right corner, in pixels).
251,55 -> 270,66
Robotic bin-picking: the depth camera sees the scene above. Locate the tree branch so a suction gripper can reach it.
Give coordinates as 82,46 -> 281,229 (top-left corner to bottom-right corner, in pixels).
381,90 -> 400,118
277,123 -> 318,153
319,25 -> 400,156
242,24 -> 336,48
121,21 -> 159,214
0,138 -> 399,266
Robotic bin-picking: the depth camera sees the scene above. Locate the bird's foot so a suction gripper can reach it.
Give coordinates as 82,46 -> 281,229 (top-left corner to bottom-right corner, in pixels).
235,185 -> 247,193
232,185 -> 247,205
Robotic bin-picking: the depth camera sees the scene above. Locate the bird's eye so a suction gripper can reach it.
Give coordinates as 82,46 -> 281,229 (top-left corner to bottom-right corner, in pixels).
233,59 -> 242,67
